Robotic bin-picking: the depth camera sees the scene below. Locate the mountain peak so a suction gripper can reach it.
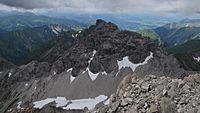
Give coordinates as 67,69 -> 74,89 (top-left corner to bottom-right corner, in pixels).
89,19 -> 119,32
0,20 -> 190,113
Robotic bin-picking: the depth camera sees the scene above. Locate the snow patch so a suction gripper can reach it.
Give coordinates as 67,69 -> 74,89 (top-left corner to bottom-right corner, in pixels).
104,98 -> 110,105
17,24 -> 25,27
67,68 -> 73,72
33,95 -> 107,110
101,71 -> 108,75
117,52 -> 153,73
51,26 -> 62,35
70,75 -> 76,83
88,70 -> 99,81
8,72 -> 12,77
82,50 -> 99,80
25,83 -> 28,87
66,68 -> 75,83
52,29 -> 58,35
17,101 -> 22,109
54,26 -> 62,32
75,33 -> 78,37
53,71 -> 57,75
193,57 -> 200,62
63,95 -> 107,110
33,98 -> 56,109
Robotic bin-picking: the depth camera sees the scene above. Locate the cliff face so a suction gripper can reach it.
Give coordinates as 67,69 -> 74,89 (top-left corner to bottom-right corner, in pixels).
94,74 -> 200,113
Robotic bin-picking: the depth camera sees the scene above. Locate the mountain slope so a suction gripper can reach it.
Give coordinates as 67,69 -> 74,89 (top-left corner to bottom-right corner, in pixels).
0,25 -> 62,65
25,30 -> 76,63
137,29 -> 161,42
163,18 -> 200,29
155,26 -> 200,46
167,40 -> 200,71
0,19 -> 189,113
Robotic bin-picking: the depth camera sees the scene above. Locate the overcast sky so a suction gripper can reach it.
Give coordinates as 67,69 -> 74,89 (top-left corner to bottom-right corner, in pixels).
0,0 -> 200,15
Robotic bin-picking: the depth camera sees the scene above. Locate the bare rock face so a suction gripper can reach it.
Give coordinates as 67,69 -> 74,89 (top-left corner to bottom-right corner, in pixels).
135,49 -> 193,78
94,74 -> 200,113
50,19 -> 158,77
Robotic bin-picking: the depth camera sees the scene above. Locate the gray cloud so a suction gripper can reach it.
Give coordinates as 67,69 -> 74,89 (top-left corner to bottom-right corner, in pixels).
0,0 -> 200,15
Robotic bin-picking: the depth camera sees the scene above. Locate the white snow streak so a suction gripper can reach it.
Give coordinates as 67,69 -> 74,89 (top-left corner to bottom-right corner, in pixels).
8,72 -> 12,77
82,50 -> 99,80
52,29 -> 58,35
63,95 -> 107,110
33,98 -> 56,109
17,101 -> 22,109
117,52 -> 153,73
25,83 -> 28,86
70,75 -> 76,83
53,71 -> 57,75
101,71 -> 108,75
193,57 -> 200,62
67,68 -> 75,83
67,68 -> 73,72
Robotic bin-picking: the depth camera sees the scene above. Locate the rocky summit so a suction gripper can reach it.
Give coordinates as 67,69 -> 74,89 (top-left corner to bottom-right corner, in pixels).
93,74 -> 200,113
0,19 -> 195,113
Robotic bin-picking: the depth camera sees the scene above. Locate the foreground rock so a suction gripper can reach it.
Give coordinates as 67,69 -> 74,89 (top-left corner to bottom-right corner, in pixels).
94,74 -> 200,113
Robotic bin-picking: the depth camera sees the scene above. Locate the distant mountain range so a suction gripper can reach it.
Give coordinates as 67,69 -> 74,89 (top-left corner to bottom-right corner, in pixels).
140,19 -> 200,71
0,25 -> 57,64
0,13 -> 86,65
0,24 -> 79,65
163,18 -> 200,29
152,18 -> 200,46
155,26 -> 200,47
0,15 -> 85,31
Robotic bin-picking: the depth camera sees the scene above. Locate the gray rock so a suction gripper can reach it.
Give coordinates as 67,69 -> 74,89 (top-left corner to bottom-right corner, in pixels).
110,101 -> 120,112
147,105 -> 158,113
161,97 -> 177,113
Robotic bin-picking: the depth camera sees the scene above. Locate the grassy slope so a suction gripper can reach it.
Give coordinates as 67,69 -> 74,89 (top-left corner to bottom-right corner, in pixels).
137,29 -> 161,42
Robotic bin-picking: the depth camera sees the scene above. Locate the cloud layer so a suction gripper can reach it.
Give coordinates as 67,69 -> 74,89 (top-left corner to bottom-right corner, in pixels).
0,0 -> 200,15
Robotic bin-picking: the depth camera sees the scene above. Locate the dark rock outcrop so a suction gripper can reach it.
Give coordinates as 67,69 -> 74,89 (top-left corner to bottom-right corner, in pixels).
51,19 -> 158,77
